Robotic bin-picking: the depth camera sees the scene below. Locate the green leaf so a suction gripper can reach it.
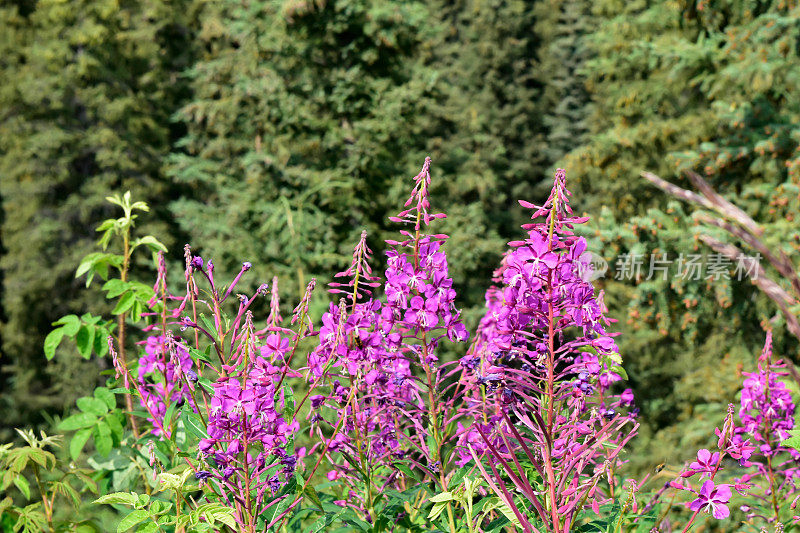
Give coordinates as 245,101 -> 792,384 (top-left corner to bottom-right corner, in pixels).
70,428 -> 92,461
58,413 -> 98,431
303,484 -> 324,510
106,413 -> 124,442
53,315 -> 81,336
116,509 -> 149,532
112,292 -> 136,315
75,253 -> 102,279
76,325 -> 95,359
429,491 -> 454,503
427,501 -> 448,520
97,328 -> 110,356
81,313 -> 102,325
13,475 -> 30,500
180,408 -> 207,440
782,429 -> 800,452
44,329 -> 65,360
163,401 -> 178,430
94,492 -> 138,506
131,236 -> 167,253
93,422 -> 113,457
210,507 -> 236,528
393,462 -> 419,481
199,314 -> 218,337
94,387 -> 116,410
103,279 -> 130,299
77,396 -> 109,416
282,383 -> 294,422
610,365 -> 628,381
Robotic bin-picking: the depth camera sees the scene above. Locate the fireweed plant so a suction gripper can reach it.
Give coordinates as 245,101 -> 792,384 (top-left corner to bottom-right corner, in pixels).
647,330 -> 800,532
17,161 -> 798,533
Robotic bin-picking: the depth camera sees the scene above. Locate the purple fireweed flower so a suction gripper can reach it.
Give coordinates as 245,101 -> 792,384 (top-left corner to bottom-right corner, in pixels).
688,480 -> 731,519
456,169 -> 638,530
136,335 -> 195,436
739,330 -> 796,454
308,158 -> 471,499
683,449 -> 719,479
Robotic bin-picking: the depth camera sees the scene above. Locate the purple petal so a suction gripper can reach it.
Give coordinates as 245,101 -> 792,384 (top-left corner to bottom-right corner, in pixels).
711,503 -> 730,520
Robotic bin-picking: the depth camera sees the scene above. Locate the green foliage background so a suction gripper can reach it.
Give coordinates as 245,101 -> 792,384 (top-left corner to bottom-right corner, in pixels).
1,0 -> 799,477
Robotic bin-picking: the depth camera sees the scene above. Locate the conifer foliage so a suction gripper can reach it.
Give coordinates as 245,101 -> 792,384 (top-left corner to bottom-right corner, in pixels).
0,0 -> 194,437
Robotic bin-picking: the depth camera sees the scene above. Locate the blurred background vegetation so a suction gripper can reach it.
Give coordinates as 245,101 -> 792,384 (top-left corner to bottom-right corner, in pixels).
1,0 -> 799,476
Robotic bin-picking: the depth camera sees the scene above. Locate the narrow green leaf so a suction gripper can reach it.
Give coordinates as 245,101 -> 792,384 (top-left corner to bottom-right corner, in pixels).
13,475 -> 30,500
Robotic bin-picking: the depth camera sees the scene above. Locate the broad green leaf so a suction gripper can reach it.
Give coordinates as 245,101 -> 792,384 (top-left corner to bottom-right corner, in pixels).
610,365 -> 628,381
97,328 -> 110,356
58,413 -> 97,431
131,236 -> 167,253
70,428 -> 92,461
105,413 -> 124,441
427,501 -> 448,520
94,387 -> 116,410
782,430 -> 800,452
53,315 -> 81,336
429,491 -> 454,503
211,507 -> 236,528
303,484 -> 324,510
116,509 -> 149,532
112,292 -> 136,315
103,279 -> 129,299
75,253 -> 103,279
135,521 -> 159,533
44,329 -> 64,360
77,396 -> 108,416
76,325 -> 95,359
81,313 -> 102,325
93,422 -> 113,457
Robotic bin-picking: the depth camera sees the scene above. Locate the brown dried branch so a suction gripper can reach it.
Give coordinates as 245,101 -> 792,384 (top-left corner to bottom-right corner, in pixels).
698,234 -> 800,340
684,170 -> 763,237
694,212 -> 800,298
641,172 -> 715,211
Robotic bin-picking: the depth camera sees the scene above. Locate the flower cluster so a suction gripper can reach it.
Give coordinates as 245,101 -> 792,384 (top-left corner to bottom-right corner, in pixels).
662,330 -> 799,528
199,366 -> 299,488
667,406 -> 753,525
456,169 -> 639,530
304,158 -> 474,520
739,330 -> 797,455
136,335 -> 194,435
